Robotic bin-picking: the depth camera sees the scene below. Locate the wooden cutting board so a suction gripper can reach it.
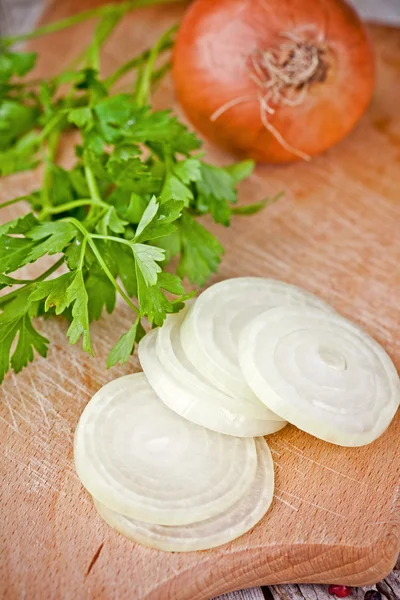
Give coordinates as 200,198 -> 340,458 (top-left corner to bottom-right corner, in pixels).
1,2 -> 400,599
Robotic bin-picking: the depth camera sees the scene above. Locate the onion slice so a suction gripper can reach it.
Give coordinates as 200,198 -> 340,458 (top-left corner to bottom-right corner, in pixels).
181,277 -> 333,402
93,437 -> 274,552
139,327 -> 286,437
74,373 -> 257,524
239,307 -> 400,446
157,304 -> 282,421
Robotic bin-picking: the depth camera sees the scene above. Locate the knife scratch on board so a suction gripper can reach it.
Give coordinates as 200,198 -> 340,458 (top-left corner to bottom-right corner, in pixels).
270,448 -> 281,457
2,393 -> 20,433
1,367 -> 78,496
29,376 -> 51,429
275,488 -> 346,519
40,371 -> 78,400
391,483 -> 400,512
271,440 -> 368,486
279,439 -> 305,454
273,495 -> 299,512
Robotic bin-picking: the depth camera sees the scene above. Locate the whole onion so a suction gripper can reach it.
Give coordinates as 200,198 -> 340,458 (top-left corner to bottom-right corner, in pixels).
172,0 -> 375,163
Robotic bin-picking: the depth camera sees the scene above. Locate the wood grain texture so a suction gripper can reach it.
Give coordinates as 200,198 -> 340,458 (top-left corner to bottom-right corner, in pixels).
1,2 -> 400,599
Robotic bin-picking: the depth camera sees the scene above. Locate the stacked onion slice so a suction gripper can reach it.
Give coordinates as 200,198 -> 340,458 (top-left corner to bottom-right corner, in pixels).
139,308 -> 285,438
180,278 -> 333,402
74,373 -> 274,551
74,278 -> 400,552
93,437 -> 273,552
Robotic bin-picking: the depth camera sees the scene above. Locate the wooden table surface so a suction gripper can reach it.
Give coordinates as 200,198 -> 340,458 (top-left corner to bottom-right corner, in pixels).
0,2 -> 400,600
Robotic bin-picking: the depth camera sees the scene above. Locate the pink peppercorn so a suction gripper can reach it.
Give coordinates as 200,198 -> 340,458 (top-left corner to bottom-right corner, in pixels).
328,585 -> 352,598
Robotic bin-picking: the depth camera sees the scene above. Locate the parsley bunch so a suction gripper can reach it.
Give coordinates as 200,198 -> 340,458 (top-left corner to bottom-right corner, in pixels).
0,0 -> 275,383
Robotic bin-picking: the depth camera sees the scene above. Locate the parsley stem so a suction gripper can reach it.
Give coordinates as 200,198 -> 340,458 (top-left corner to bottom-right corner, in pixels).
160,154 -> 173,198
104,56 -> 144,89
88,9 -> 124,71
60,217 -> 88,238
59,218 -> 138,314
2,0 -> 184,46
40,128 -> 62,210
38,113 -> 64,143
104,39 -> 174,89
41,170 -> 52,211
0,257 -> 65,308
91,234 -> 133,248
87,238 -> 140,315
152,60 -> 172,86
48,128 -> 62,161
84,207 -> 108,230
37,257 -> 65,280
135,24 -> 178,107
0,288 -> 23,308
39,199 -> 95,220
1,276 -> 35,286
79,237 -> 88,270
37,257 -> 65,281
0,196 -> 31,210
3,8 -> 110,45
85,165 -> 104,207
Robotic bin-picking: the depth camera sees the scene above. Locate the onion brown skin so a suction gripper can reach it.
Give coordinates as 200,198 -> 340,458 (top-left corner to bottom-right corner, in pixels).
172,0 -> 375,163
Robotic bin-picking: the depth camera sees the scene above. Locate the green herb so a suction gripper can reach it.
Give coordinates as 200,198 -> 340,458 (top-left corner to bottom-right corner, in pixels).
0,0 -> 277,383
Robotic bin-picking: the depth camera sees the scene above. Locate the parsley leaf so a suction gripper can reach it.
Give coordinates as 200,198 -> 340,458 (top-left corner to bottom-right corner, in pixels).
134,199 -> 183,243
0,212 -> 38,236
132,243 -> 164,286
0,13 -> 276,382
0,293 -> 49,383
107,154 -> 157,194
0,131 -> 41,176
155,229 -> 180,262
45,165 -> 76,207
231,192 -> 284,215
197,164 -> 236,204
0,316 -> 21,383
125,108 -> 201,154
0,236 -> 36,274
160,174 -> 192,206
65,271 -> 93,354
136,268 -> 174,326
114,245 -> 138,297
0,51 -> 37,80
158,272 -> 184,295
86,270 -> 116,321
107,319 -> 140,368
177,213 -> 224,286
0,100 -> 39,151
25,221 -> 77,264
173,158 -> 202,184
224,160 -> 255,183
75,67 -> 107,101
195,163 -> 237,226
135,195 -> 159,238
68,107 -> 94,130
96,206 -> 128,235
31,273 -> 74,314
10,313 -> 49,375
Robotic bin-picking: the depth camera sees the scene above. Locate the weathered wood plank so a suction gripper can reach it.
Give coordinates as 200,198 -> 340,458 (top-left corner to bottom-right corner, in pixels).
217,588 -> 266,600
269,567 -> 399,599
